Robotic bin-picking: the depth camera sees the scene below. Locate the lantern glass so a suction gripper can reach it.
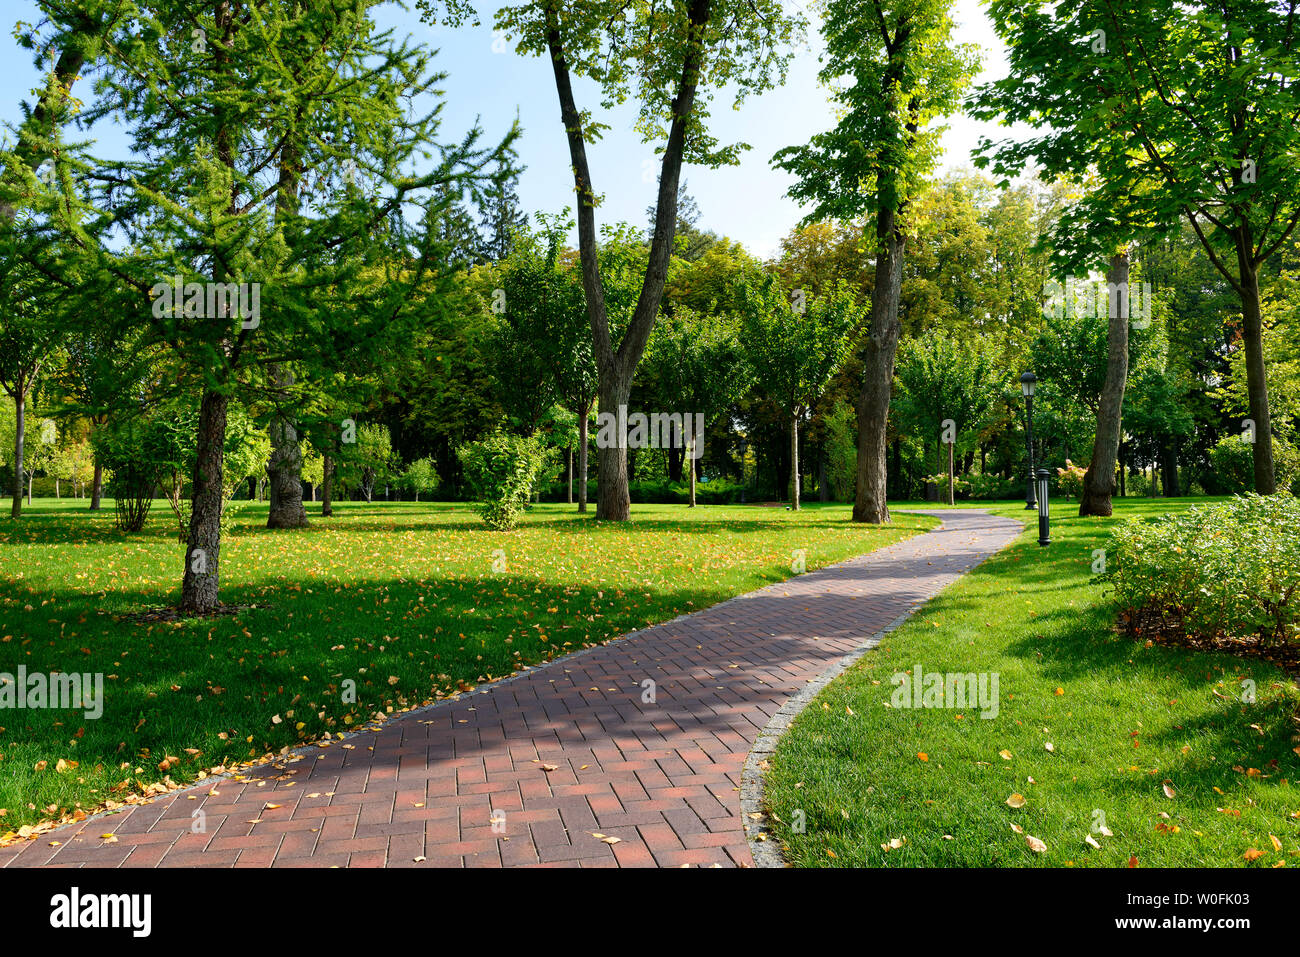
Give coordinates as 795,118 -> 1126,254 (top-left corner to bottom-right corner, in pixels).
1036,473 -> 1050,519
1020,372 -> 1036,398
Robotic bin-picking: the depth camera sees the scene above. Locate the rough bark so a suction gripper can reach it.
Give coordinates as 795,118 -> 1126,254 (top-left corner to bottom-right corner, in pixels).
266,370 -> 308,528
1079,252 -> 1131,517
1236,252 -> 1275,493
179,389 -> 228,614
265,138 -> 309,528
852,209 -> 906,524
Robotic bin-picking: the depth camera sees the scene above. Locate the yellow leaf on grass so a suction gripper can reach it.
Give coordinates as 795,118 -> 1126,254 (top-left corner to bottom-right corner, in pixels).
917,752 -> 929,762
1244,848 -> 1267,862
999,750 -> 1013,761
1026,835 -> 1047,853
1006,794 -> 1026,809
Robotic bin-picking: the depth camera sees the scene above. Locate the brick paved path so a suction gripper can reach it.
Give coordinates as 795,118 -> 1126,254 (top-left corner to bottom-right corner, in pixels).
3,509 -> 1022,869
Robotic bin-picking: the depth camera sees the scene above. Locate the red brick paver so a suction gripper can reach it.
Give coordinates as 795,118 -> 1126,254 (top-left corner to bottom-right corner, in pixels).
2,509 -> 1021,868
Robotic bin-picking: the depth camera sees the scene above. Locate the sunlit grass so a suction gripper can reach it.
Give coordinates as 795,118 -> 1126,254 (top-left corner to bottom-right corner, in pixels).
0,497 -> 933,835
765,498 -> 1300,868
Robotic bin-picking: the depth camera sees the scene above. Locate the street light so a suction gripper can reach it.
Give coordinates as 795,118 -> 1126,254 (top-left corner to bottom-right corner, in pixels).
1021,372 -> 1038,510
1036,468 -> 1051,546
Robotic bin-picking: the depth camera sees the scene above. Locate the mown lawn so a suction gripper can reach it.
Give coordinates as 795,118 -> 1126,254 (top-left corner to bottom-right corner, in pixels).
765,497 -> 1300,868
0,497 -> 934,836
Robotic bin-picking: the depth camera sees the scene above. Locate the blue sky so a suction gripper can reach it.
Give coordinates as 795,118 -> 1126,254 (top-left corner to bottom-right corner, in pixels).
0,0 -> 1017,258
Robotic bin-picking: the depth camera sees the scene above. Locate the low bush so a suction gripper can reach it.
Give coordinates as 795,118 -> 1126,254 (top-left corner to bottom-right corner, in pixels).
456,431 -> 549,530
1055,458 -> 1087,499
1206,434 -> 1300,495
1104,493 -> 1300,648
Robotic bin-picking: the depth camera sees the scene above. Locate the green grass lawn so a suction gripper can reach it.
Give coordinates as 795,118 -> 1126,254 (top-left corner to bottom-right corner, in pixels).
0,497 -> 933,837
763,497 -> 1300,868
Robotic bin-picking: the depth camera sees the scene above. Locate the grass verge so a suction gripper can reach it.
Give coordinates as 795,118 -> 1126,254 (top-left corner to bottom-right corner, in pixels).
764,498 -> 1300,868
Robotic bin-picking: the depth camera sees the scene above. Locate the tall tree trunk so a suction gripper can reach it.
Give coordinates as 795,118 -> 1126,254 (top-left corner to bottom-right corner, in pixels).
10,387 -> 24,518
1237,252 -> 1275,493
595,378 -> 632,520
789,413 -> 801,510
853,211 -> 906,524
578,401 -> 590,512
566,446 -> 573,504
322,452 -> 334,516
1080,252 -> 1131,517
1162,442 -> 1179,497
180,389 -> 228,614
265,138 -> 309,528
266,368 -> 308,528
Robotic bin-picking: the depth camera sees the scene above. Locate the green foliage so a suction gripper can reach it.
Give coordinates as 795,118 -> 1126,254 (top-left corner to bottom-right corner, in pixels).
1055,459 -> 1086,500
774,0 -> 980,227
1105,495 -> 1300,647
735,273 -> 859,415
823,403 -> 858,503
1207,435 -> 1300,496
401,456 -> 440,501
457,431 -> 549,530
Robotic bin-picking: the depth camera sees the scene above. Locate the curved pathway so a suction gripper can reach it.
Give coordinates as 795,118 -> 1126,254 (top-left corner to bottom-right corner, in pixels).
2,509 -> 1022,869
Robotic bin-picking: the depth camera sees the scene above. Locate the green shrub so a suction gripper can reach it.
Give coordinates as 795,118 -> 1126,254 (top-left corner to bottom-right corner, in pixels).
1055,458 -> 1086,499
1207,434 -> 1300,494
1126,471 -> 1154,496
1103,494 -> 1300,647
456,432 -> 548,530
965,473 -> 1021,501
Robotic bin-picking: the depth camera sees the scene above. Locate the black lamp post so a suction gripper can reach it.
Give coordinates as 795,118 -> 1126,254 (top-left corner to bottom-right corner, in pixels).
1020,372 -> 1038,510
1036,468 -> 1051,546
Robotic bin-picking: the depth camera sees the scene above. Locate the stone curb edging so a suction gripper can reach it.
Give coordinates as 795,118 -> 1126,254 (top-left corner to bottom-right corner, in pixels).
738,609 -> 915,868
739,511 -> 1023,868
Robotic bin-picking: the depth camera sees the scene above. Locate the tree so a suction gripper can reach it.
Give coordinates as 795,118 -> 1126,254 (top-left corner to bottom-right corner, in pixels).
774,0 -> 979,523
401,456 -> 439,501
340,423 -> 395,503
52,2 -> 515,613
478,168 -> 528,262
979,0 -> 1300,495
0,231 -> 63,518
737,274 -> 859,510
893,332 -> 998,502
643,304 -> 753,505
427,0 -> 803,520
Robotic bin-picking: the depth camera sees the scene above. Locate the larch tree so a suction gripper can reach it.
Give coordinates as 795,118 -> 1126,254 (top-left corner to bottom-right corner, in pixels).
49,0 -> 515,613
